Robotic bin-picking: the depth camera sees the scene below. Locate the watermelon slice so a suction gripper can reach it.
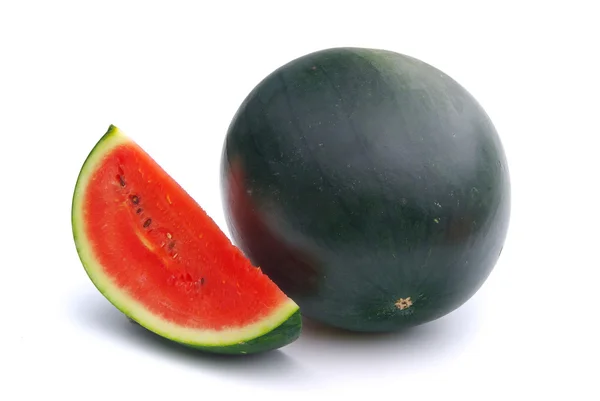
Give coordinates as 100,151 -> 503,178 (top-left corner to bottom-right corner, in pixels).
71,125 -> 301,354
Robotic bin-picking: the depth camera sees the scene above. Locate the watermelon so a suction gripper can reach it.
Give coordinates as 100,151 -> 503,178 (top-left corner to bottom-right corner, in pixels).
220,47 -> 511,332
71,125 -> 301,354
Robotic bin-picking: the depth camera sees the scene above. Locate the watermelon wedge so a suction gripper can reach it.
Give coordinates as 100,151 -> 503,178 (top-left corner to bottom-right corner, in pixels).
71,125 -> 301,354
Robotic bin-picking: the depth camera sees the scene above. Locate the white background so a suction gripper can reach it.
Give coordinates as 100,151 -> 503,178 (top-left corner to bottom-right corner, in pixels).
1,0 -> 598,399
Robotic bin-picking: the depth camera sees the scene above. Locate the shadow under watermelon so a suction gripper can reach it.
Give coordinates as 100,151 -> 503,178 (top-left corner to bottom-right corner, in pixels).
68,288 -> 315,386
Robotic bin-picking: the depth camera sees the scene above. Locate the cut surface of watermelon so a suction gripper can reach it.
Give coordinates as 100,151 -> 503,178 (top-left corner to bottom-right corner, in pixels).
71,125 -> 301,354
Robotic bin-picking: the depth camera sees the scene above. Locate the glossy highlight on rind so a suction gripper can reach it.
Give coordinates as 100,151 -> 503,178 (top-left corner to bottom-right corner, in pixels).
221,47 -> 511,332
72,125 -> 301,354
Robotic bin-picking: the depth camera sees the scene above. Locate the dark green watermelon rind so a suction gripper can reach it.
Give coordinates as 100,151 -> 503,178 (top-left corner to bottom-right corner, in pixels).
181,309 -> 302,355
72,125 -> 302,355
220,47 -> 511,332
128,308 -> 302,355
